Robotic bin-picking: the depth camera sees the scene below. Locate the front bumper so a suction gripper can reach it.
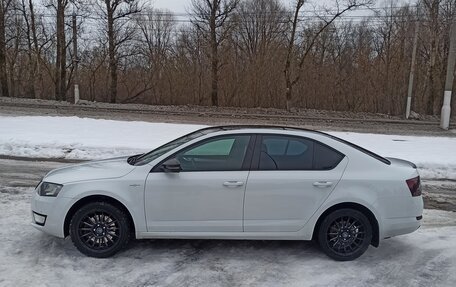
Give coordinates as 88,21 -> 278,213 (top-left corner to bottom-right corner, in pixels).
31,190 -> 74,238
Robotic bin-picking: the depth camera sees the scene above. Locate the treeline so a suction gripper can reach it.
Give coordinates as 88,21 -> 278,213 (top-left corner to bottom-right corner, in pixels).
0,0 -> 455,115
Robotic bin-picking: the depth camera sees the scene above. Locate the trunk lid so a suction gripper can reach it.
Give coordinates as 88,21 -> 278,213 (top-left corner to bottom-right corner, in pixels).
385,157 -> 417,169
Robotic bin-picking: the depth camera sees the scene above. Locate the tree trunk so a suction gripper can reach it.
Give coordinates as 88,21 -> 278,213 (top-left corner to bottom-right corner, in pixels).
0,6 -> 9,97
29,0 -> 42,98
283,0 -> 303,111
209,5 -> 218,106
107,7 -> 117,104
22,0 -> 35,98
285,82 -> 292,111
55,1 -> 66,101
426,0 -> 439,115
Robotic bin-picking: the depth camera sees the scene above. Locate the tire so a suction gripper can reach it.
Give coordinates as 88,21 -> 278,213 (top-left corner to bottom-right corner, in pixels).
69,202 -> 130,258
318,208 -> 372,261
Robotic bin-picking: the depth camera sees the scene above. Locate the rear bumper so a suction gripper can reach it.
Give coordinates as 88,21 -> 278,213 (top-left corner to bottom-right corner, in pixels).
376,194 -> 424,240
382,216 -> 421,238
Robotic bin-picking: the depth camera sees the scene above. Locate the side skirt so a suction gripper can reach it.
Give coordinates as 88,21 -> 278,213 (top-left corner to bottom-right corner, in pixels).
136,231 -> 308,241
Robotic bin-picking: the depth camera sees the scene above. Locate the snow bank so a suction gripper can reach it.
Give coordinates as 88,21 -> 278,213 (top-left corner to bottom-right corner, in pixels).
0,116 -> 455,180
330,132 -> 456,180
0,116 -> 205,160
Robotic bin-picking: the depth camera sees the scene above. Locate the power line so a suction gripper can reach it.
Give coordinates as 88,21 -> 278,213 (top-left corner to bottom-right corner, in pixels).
10,3 -> 423,21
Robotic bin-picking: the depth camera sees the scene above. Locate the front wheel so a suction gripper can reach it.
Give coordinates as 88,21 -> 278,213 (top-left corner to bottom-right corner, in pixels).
69,202 -> 130,258
318,208 -> 372,261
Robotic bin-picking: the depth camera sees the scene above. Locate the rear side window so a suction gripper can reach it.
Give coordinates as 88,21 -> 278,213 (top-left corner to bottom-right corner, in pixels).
263,137 -> 310,156
260,136 -> 314,170
258,135 -> 344,171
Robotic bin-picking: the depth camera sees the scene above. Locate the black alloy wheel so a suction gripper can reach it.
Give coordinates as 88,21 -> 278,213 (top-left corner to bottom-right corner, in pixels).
318,208 -> 372,261
70,202 -> 130,258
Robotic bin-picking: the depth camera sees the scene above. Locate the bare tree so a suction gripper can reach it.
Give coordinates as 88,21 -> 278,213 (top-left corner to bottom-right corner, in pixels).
97,0 -> 140,103
236,0 -> 287,58
284,0 -> 373,110
0,0 -> 13,97
191,0 -> 240,106
174,26 -> 208,105
235,0 -> 288,107
17,0 -> 42,98
423,0 -> 441,115
132,8 -> 175,103
54,0 -> 70,101
1,0 -> 455,117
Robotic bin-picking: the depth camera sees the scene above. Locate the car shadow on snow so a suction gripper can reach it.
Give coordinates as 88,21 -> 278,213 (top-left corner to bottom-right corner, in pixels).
125,238 -> 325,261
31,234 -> 414,263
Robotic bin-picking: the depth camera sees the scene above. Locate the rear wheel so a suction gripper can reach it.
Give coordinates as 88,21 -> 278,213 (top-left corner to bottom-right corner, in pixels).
69,202 -> 130,258
318,208 -> 372,261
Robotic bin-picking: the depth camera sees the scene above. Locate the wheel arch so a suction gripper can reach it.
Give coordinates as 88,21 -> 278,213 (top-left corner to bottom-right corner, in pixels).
311,202 -> 380,247
64,195 -> 136,238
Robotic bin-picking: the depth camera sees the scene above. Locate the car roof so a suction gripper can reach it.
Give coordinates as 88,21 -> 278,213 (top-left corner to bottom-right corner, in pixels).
196,125 -> 327,136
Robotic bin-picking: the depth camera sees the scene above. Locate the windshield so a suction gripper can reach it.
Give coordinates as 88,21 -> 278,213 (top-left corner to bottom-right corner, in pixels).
133,127 -> 221,166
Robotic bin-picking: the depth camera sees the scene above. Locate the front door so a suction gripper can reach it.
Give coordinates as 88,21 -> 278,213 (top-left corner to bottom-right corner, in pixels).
145,134 -> 253,232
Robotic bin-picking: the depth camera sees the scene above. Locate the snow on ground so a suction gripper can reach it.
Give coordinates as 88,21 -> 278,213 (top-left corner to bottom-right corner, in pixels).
1,116 -> 455,180
0,116 -> 205,160
0,186 -> 455,287
329,131 -> 456,180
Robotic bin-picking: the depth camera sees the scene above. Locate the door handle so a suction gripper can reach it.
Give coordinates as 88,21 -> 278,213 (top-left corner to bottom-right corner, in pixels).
313,181 -> 333,188
223,181 -> 244,187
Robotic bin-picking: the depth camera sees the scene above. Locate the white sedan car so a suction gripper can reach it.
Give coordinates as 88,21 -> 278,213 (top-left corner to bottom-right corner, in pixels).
31,126 -> 423,261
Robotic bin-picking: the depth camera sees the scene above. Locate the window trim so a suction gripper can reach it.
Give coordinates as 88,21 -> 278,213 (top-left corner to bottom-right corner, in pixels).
151,134 -> 256,173
251,134 -> 345,171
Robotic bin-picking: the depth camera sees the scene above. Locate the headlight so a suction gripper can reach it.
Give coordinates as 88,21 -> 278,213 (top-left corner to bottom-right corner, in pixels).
38,182 -> 63,197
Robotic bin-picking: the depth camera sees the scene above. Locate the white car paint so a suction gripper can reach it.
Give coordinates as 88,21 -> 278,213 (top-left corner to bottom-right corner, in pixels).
244,157 -> 348,232
31,127 -> 423,251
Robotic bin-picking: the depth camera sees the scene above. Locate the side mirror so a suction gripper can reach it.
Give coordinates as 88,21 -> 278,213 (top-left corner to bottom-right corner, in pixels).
161,158 -> 182,173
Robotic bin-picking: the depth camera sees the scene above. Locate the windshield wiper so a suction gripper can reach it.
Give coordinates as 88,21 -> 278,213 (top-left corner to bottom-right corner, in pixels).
127,154 -> 143,165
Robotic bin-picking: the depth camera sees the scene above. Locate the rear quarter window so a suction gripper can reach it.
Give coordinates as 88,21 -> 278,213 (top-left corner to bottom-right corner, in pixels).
313,143 -> 344,170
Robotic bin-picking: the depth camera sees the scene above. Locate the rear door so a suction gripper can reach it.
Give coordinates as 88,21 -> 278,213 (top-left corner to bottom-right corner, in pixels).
244,134 -> 348,232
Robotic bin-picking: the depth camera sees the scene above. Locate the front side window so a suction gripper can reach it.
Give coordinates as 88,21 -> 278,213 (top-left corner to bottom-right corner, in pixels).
259,135 -> 344,171
134,130 -> 212,166
174,135 -> 251,172
185,138 -> 235,156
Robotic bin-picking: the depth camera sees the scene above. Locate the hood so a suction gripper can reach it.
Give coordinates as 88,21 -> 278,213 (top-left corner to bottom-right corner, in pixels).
44,157 -> 135,184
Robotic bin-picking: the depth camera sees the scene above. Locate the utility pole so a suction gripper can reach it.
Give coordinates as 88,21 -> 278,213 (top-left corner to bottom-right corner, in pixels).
406,10 -> 420,119
72,11 -> 80,104
441,14 -> 456,130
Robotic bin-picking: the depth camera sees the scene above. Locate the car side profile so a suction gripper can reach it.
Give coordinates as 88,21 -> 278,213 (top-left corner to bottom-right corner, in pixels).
31,126 -> 423,261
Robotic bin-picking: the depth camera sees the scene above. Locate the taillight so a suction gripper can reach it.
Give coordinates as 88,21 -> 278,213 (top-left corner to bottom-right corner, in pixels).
406,176 -> 422,197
